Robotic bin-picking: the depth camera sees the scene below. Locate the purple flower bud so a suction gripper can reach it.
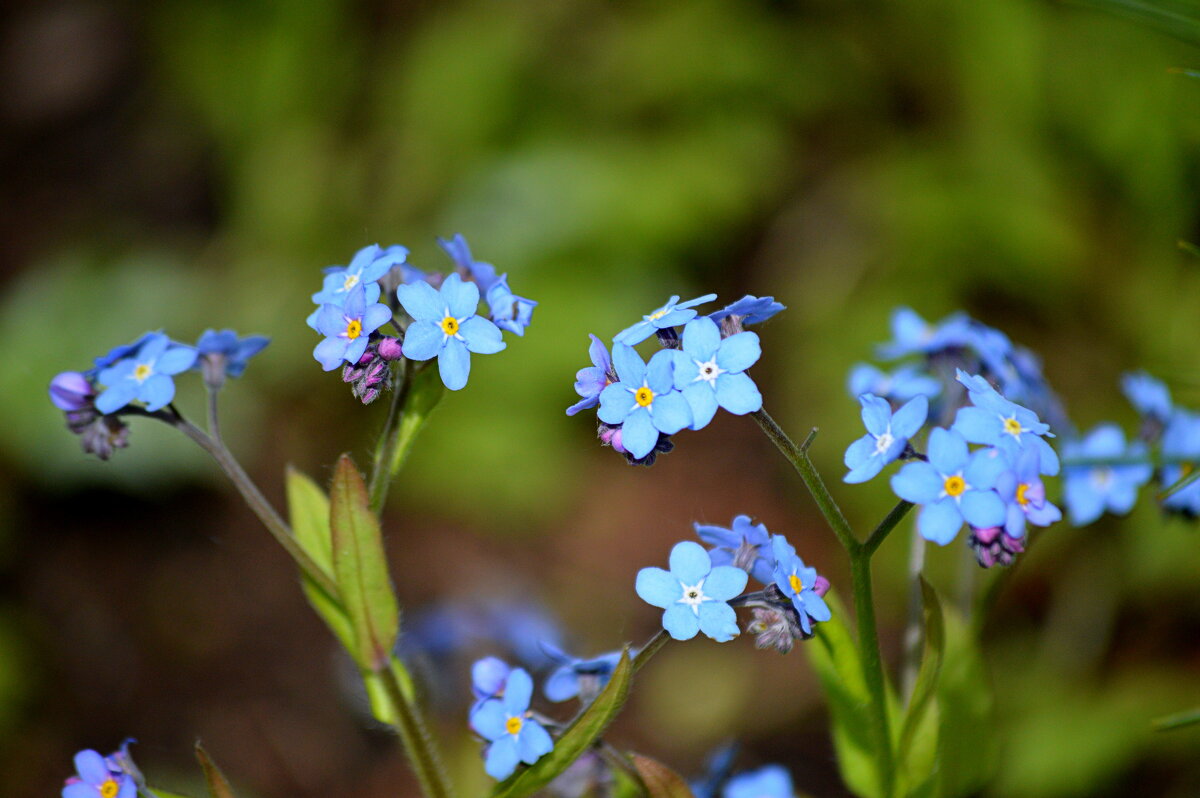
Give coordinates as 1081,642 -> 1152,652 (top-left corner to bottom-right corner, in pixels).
747,606 -> 805,653
49,372 -> 94,411
812,575 -> 831,597
967,526 -> 1025,568
378,336 -> 403,361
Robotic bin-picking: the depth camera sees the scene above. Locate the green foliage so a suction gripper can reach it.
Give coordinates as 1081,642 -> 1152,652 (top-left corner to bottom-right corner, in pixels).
626,753 -> 697,798
195,743 -> 237,798
1154,706 -> 1200,730
895,578 -> 945,796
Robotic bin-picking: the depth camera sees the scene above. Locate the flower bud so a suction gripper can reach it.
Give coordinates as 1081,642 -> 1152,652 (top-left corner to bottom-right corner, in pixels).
377,336 -> 403,361
49,372 -> 94,411
967,526 -> 1025,568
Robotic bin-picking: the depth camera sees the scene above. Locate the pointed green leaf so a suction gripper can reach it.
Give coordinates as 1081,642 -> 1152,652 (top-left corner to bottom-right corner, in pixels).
627,753 -> 696,798
195,743 -> 236,798
934,605 -> 997,797
330,454 -> 400,671
491,649 -> 634,798
896,577 -> 945,790
286,467 -> 356,652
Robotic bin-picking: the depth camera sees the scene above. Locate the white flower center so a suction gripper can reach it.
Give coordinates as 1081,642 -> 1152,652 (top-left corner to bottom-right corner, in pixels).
342,272 -> 360,291
677,579 -> 708,615
874,431 -> 895,455
693,357 -> 725,385
1091,467 -> 1114,491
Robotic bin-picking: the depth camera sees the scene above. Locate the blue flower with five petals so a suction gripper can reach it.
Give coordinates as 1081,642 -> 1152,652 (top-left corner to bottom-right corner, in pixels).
312,284 -> 393,371
995,447 -> 1061,538
613,293 -> 718,346
636,540 -> 748,641
194,329 -> 270,378
694,514 -> 775,585
95,333 -> 197,414
672,317 -> 762,429
770,535 -> 832,635
540,643 -> 626,702
707,295 -> 786,326
598,345 -> 692,459
397,272 -> 506,390
312,243 -> 407,307
62,749 -> 135,798
843,394 -> 928,484
890,427 -> 1007,544
566,335 -> 614,416
469,668 -> 554,780
951,370 -> 1059,475
1061,425 -> 1153,525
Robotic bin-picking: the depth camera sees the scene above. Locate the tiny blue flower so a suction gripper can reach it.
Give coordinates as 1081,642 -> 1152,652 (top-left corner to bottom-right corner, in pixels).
877,307 -> 971,360
891,427 -> 1008,545
694,514 -> 775,585
469,668 -> 554,780
1062,425 -> 1153,526
439,233 -> 501,293
707,295 -> 786,326
1160,410 -> 1200,515
86,332 -> 157,378
635,540 -> 748,641
313,284 -> 393,371
194,329 -> 270,378
723,765 -> 794,798
540,643 -> 626,702
770,535 -> 832,635
397,272 -> 506,390
94,333 -> 197,414
613,292 -> 719,346
847,363 -> 941,402
951,370 -> 1059,476
63,749 -> 136,798
566,335 -> 614,416
995,447 -> 1061,538
672,317 -> 762,429
1122,371 -> 1172,421
484,275 -> 537,337
312,243 -> 407,306
843,394 -> 928,484
597,345 -> 692,459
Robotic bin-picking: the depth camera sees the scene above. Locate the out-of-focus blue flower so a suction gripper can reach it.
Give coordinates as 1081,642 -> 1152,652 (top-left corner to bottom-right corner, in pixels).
313,284 -> 393,371
843,394 -> 928,484
1061,425 -> 1152,527
95,333 -> 197,414
1160,410 -> 1200,516
635,541 -> 747,642
613,293 -> 719,346
891,427 -> 1007,545
439,233 -> 501,293
62,749 -> 135,798
951,370 -> 1059,475
50,372 -> 95,411
723,765 -> 794,798
485,276 -> 536,337
877,307 -> 971,360
846,363 -> 941,402
964,321 -> 1013,380
995,447 -> 1061,538
541,643 -> 625,702
1122,371 -> 1172,421
770,535 -> 831,635
469,668 -> 554,780
312,243 -> 407,307
597,345 -> 691,459
707,295 -> 785,326
194,329 -> 270,378
694,514 -> 775,585
397,272 -> 506,390
672,317 -> 762,429
566,335 -> 614,416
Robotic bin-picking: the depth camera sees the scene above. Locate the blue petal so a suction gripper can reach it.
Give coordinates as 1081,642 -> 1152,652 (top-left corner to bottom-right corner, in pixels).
1030,435 -> 1060,476
703,565 -> 748,601
859,394 -> 892,436
802,592 -> 832,622
460,316 -> 506,354
63,784 -> 96,798
669,540 -> 712,584
543,667 -> 580,702
927,427 -> 968,473
75,750 -> 108,785
918,498 -> 964,545
964,447 -> 1008,490
598,383 -> 636,425
891,395 -> 929,438
960,489 -> 1005,528
472,657 -> 511,698
396,279 -> 443,321
139,373 -> 176,411
362,303 -> 394,335
672,350 -> 701,390
95,381 -> 138,414
438,336 -> 471,391
341,283 -> 367,318
139,333 -> 169,362
650,391 -> 692,434
613,320 -> 654,346
845,450 -> 886,484
1064,477 -> 1104,526
715,331 -> 760,373
441,272 -> 481,318
610,343 -> 646,385
343,336 -> 370,365
502,668 -> 533,715
636,566 -> 681,608
714,372 -> 762,415
682,382 -> 719,430
621,408 -> 658,458
953,406 -> 1001,445
518,721 -> 554,763
844,435 -> 876,470
117,779 -> 136,798
891,462 -> 943,504
471,699 -> 508,739
314,337 -> 349,371
681,317 -> 721,359
696,602 -> 739,642
662,604 -> 701,640
485,736 -> 520,780
645,350 -> 676,394
401,320 -> 443,361
694,522 -> 739,548
1005,503 -> 1027,538
156,346 -> 198,375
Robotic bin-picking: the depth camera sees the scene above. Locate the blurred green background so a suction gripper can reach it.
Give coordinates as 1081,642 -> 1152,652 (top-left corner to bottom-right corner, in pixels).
4,0 -> 1200,795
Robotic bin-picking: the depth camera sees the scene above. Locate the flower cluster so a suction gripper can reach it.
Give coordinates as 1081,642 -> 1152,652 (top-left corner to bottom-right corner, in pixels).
306,237 -> 532,395
568,292 -> 782,463
62,743 -> 141,798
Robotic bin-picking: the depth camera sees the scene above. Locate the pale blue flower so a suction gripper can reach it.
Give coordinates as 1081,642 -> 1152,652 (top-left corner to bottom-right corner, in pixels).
635,541 -> 748,641
614,293 -> 718,345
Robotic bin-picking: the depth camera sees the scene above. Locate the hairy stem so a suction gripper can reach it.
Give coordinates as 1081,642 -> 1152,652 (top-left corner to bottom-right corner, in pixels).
849,552 -> 895,797
379,662 -> 457,798
369,358 -> 412,514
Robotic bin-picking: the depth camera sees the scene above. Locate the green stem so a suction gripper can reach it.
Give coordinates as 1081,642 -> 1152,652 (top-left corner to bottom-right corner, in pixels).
850,551 -> 895,797
632,629 -> 670,674
379,661 -> 456,798
369,358 -> 412,514
862,500 -> 913,556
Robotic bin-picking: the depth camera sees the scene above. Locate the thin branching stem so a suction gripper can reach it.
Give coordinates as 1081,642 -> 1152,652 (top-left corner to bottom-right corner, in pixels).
369,358 -> 412,514
379,663 -> 457,798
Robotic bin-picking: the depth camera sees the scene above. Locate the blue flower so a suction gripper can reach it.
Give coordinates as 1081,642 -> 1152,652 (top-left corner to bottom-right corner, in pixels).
194,329 -> 270,378
694,514 -> 775,585
1122,371 -> 1172,421
312,243 -> 407,307
62,749 -> 136,798
1060,425 -> 1151,525
847,363 -> 941,402
94,333 -> 197,414
770,535 -> 832,635
843,394 -> 928,484
707,295 -> 786,326
396,272 -> 506,390
1159,410 -> 1200,515
613,293 -> 718,346
469,668 -> 554,780
995,447 -> 1061,538
672,317 -> 762,429
312,284 -> 393,371
471,656 -> 512,702
86,332 -> 157,378
636,540 -> 748,641
891,427 -> 1007,545
723,765 -> 794,798
484,275 -> 537,337
951,370 -> 1059,476
877,307 -> 971,360
439,233 -> 501,293
540,643 -> 626,702
597,345 -> 692,459
566,335 -> 614,416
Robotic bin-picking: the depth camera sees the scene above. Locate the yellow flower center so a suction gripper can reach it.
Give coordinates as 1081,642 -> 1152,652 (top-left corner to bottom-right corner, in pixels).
505,715 -> 523,735
100,779 -> 120,798
647,307 -> 670,321
1016,483 -> 1029,506
789,574 -> 804,594
133,364 -> 152,382
635,387 -> 655,407
1003,417 -> 1022,437
943,475 -> 966,497
440,316 -> 460,336
345,319 -> 362,340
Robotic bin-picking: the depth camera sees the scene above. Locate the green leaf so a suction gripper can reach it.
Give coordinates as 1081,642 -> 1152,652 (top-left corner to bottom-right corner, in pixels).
491,648 -> 634,798
896,577 -> 946,791
363,655 -> 419,725
627,753 -> 696,798
933,605 -> 997,797
285,467 -> 356,652
804,591 -> 885,798
329,453 -> 400,671
147,790 -> 198,798
1154,706 -> 1200,730
195,743 -> 236,798
1073,0 -> 1200,47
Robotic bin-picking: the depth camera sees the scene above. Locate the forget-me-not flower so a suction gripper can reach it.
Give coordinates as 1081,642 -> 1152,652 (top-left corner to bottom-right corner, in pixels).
995,447 -> 1061,538
770,535 -> 832,635
877,307 -> 971,360
598,344 -> 692,459
312,243 -> 407,307
694,514 -> 775,585
707,295 -> 785,326
194,329 -> 270,378
847,363 -> 941,402
540,643 -> 626,702
951,370 -> 1059,475
1159,410 -> 1200,516
843,394 -> 928,484
469,668 -> 554,780
62,749 -> 136,798
1122,371 -> 1172,421
485,275 -> 537,337
1060,425 -> 1152,526
672,317 -> 762,429
313,284 -> 393,371
95,333 -> 197,414
566,335 -> 614,416
614,293 -> 718,345
891,427 -> 1007,544
439,233 -> 501,293
397,272 -> 506,390
636,540 -> 748,641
